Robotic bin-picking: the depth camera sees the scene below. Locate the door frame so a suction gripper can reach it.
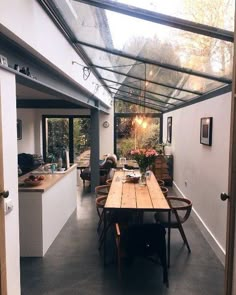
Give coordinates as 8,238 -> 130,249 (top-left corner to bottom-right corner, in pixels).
224,13 -> 236,295
0,82 -> 7,295
42,115 -> 91,163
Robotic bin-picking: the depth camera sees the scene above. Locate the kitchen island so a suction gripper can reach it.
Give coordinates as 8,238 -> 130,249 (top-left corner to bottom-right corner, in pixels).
18,164 -> 77,257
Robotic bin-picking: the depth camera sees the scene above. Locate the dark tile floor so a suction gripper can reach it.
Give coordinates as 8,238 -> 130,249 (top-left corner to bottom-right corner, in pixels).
20,183 -> 224,295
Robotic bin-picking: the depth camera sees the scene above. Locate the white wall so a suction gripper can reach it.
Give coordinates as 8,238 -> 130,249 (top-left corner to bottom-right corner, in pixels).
163,92 -> 231,264
17,109 -> 36,154
0,69 -> 21,294
99,107 -> 114,158
0,0 -> 112,107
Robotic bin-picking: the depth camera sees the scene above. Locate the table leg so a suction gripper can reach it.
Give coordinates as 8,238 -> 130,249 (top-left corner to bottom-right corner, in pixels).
167,210 -> 171,268
103,208 -> 107,266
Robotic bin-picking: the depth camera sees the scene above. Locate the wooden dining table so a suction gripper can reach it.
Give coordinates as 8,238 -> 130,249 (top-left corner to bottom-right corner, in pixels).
103,170 -> 171,265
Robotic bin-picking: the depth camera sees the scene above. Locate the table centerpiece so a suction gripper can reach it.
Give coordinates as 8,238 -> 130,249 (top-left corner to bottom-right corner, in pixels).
130,148 -> 158,185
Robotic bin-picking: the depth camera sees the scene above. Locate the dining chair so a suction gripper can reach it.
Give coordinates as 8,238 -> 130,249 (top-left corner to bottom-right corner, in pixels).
155,197 -> 192,254
106,178 -> 112,186
115,222 -> 169,287
95,185 -> 110,233
157,179 -> 165,186
160,186 -> 168,198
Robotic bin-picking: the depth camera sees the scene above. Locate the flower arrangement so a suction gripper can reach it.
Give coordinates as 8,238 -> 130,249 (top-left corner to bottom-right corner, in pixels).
130,148 -> 158,172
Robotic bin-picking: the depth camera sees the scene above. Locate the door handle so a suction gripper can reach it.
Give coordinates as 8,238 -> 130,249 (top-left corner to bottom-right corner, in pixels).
221,192 -> 229,201
0,190 -> 9,198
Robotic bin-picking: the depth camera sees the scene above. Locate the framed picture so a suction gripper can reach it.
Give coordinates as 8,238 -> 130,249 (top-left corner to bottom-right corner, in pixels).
167,117 -> 172,143
200,117 -> 212,146
0,55 -> 8,67
17,119 -> 22,140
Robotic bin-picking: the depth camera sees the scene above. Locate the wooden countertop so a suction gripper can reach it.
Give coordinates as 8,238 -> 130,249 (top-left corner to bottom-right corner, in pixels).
18,164 -> 77,193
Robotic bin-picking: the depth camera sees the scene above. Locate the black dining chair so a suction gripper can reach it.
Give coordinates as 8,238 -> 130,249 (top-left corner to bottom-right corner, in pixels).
115,222 -> 169,287
155,197 -> 192,254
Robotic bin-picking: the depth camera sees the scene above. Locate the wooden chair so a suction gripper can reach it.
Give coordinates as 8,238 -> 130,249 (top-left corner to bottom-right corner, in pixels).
155,197 -> 192,254
157,179 -> 165,187
95,185 -> 110,233
160,186 -> 168,198
95,184 -> 131,250
106,178 -> 112,186
115,223 -> 169,287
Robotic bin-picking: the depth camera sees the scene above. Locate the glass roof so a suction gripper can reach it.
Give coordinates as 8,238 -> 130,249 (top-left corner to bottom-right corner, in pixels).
48,0 -> 234,113
109,0 -> 235,31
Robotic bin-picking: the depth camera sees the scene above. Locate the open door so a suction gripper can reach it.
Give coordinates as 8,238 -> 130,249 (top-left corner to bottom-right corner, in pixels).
223,13 -> 236,295
0,88 -> 8,294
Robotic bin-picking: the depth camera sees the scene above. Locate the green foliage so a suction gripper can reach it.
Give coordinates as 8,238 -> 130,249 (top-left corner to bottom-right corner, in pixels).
46,117 -> 91,163
117,138 -> 135,159
116,116 -> 161,158
73,118 -> 91,158
47,118 -> 69,159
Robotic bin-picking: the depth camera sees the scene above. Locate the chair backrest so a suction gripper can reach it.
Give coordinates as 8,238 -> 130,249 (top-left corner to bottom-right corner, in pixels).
160,186 -> 168,198
106,179 -> 112,186
95,184 -> 110,197
157,179 -> 165,186
118,223 -> 168,286
95,195 -> 107,208
167,197 -> 192,224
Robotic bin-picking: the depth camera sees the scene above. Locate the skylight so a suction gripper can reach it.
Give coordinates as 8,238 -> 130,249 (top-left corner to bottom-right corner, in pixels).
46,0 -> 234,113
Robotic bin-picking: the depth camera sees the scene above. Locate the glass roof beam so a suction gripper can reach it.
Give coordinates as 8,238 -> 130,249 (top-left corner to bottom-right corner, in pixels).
94,64 -> 203,96
103,77 -> 187,103
107,85 -> 176,106
77,41 -> 232,84
112,92 -> 169,110
75,0 -> 234,42
114,96 -> 164,112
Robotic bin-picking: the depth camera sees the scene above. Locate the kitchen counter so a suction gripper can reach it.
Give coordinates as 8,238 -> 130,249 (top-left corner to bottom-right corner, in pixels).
18,164 -> 77,257
18,164 -> 77,192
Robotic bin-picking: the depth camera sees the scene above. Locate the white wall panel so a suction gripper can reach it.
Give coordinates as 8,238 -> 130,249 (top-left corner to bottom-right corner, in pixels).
163,92 -> 231,264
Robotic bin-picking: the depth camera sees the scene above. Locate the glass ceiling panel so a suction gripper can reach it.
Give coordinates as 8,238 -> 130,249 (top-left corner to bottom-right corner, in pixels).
111,0 -> 235,31
50,0 -> 233,113
69,2 -> 233,79
114,98 -> 161,113
82,46 -> 228,97
114,95 -> 164,112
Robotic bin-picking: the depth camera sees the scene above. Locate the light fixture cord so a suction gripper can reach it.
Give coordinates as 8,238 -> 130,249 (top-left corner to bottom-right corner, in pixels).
144,63 -> 146,114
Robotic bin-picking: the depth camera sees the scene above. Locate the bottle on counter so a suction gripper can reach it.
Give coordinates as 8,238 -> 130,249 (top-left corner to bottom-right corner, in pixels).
57,156 -> 63,170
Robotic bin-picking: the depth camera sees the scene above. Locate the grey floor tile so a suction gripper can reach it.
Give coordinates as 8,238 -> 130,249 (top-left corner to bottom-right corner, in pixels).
20,182 -> 224,295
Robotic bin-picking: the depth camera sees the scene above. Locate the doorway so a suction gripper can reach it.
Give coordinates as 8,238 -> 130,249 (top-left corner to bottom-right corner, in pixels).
42,115 -> 91,164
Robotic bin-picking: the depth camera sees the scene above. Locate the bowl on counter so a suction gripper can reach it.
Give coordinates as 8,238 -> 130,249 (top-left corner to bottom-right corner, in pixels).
24,175 -> 45,187
24,179 -> 43,187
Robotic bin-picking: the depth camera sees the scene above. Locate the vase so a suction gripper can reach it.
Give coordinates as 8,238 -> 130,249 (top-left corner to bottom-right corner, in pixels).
139,167 -> 147,186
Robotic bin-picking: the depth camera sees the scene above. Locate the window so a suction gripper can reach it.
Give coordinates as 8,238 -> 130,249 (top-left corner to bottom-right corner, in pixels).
42,116 -> 91,164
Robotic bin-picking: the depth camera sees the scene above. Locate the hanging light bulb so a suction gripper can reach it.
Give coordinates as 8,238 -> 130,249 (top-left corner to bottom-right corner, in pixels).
138,117 -> 143,125
142,120 -> 147,129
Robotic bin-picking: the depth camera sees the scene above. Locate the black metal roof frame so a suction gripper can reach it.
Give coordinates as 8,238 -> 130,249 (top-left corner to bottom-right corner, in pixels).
75,0 -> 234,42
77,39 -> 232,84
114,95 -> 164,112
92,64 -> 203,95
102,78 -> 185,103
106,85 -> 177,107
38,0 -> 233,113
